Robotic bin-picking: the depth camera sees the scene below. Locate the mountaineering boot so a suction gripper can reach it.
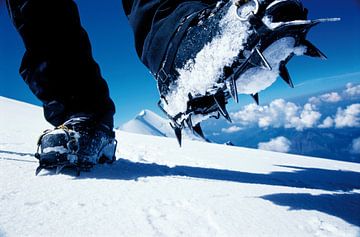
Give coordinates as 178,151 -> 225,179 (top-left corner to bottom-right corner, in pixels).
35,116 -> 117,175
155,0 -> 339,145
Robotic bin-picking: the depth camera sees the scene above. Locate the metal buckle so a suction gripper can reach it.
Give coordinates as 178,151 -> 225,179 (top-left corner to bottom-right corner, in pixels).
236,0 -> 260,21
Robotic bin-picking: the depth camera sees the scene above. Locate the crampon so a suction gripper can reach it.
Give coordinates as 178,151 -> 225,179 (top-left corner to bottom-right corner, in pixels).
156,0 -> 340,146
34,117 -> 117,176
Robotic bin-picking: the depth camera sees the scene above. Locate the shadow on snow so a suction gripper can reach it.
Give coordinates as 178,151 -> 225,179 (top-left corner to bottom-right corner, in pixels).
261,192 -> 360,227
0,150 -> 36,163
3,148 -> 359,226
81,158 -> 360,193
60,158 -> 360,227
82,158 -> 360,226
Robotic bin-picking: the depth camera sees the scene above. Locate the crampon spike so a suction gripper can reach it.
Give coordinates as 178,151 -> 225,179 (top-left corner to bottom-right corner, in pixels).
250,48 -> 272,70
302,40 -> 327,60
175,127 -> 182,146
35,166 -> 43,176
170,123 -> 182,146
228,77 -> 239,103
56,164 -> 66,175
279,63 -> 294,88
214,94 -> 232,123
188,93 -> 193,100
251,93 -> 259,105
275,18 -> 340,33
193,123 -> 205,139
186,116 -> 194,132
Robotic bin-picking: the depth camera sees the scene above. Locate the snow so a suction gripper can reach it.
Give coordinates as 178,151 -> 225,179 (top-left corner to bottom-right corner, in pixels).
164,0 -> 251,116
121,109 -> 172,137
1,96 -> 360,237
43,146 -> 68,154
236,37 -> 306,95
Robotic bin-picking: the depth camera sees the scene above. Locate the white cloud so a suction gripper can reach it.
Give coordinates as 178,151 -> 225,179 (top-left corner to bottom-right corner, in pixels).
231,99 -> 321,131
290,103 -> 322,130
308,96 -> 321,104
319,92 -> 342,103
334,104 -> 360,128
351,137 -> 360,154
221,126 -> 243,133
308,92 -> 341,105
318,116 -> 334,128
344,83 -> 360,97
230,89 -> 360,131
258,137 -> 291,153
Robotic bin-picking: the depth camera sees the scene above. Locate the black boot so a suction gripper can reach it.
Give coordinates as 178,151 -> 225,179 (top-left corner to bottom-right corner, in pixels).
156,0 -> 338,145
35,116 -> 117,176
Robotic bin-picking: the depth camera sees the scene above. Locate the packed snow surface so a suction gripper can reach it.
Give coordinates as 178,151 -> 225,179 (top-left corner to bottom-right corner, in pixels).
1,96 -> 360,237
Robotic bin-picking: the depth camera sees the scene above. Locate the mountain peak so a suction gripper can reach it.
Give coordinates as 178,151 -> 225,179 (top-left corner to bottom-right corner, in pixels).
121,109 -> 205,141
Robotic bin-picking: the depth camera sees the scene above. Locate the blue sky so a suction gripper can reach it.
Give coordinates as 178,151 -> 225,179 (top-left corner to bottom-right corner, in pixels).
1,0 -> 359,126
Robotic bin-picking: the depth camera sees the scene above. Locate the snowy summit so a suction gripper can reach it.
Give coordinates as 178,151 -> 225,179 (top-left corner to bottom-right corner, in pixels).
0,96 -> 360,237
121,109 -> 204,141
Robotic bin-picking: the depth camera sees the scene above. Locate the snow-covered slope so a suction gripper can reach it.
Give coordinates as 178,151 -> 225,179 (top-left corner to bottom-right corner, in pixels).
121,109 -> 174,137
1,96 -> 360,237
121,109 -> 204,141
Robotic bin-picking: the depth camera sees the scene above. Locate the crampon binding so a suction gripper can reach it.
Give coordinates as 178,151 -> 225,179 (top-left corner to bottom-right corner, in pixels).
157,0 -> 340,146
34,117 -> 117,176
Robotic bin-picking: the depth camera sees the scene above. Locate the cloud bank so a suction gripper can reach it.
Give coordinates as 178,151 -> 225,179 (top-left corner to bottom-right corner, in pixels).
231,99 -> 321,131
309,92 -> 342,104
258,137 -> 291,153
230,84 -> 360,131
221,126 -> 243,133
345,83 -> 360,97
334,104 -> 360,128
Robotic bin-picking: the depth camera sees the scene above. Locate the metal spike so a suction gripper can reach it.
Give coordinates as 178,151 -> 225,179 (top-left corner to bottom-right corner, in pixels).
188,93 -> 193,100
275,18 -> 340,38
275,18 -> 330,33
55,164 -> 66,175
251,93 -> 259,105
278,20 -> 320,31
250,48 -> 272,70
214,95 -> 232,123
193,123 -> 205,139
174,127 -> 182,147
35,166 -> 43,176
186,116 -> 194,132
170,123 -> 182,146
228,77 -> 239,103
279,63 -> 294,88
302,40 -> 327,60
